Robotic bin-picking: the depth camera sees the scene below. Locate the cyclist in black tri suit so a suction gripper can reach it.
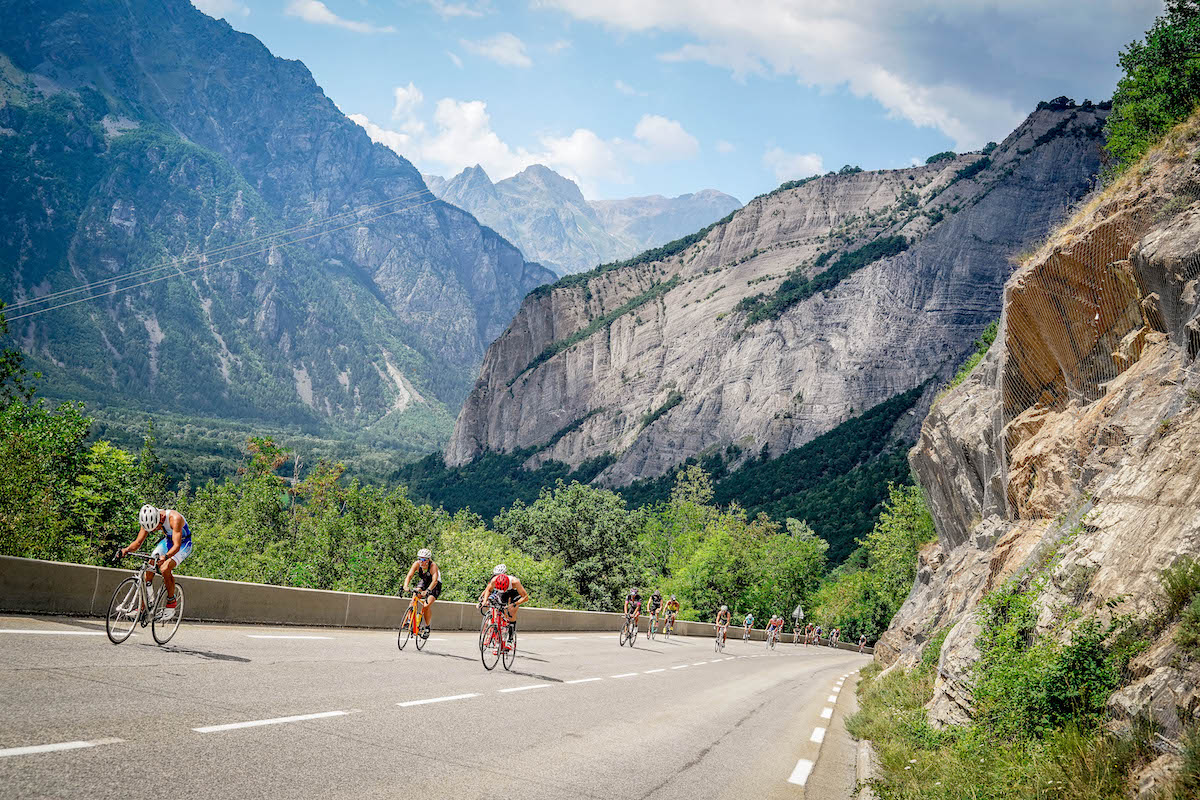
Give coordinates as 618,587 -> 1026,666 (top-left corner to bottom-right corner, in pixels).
624,587 -> 643,630
648,589 -> 663,629
402,548 -> 441,638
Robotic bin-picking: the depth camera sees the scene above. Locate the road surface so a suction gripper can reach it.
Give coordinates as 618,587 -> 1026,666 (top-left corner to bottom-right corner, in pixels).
0,614 -> 868,799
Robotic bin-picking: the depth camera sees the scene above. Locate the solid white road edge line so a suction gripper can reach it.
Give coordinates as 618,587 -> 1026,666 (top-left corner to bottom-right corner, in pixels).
810,727 -> 826,744
821,707 -> 833,719
0,738 -> 123,758
553,636 -> 580,640
0,629 -> 105,636
787,758 -> 815,786
499,684 -> 549,693
246,635 -> 333,639
397,693 -> 479,707
193,710 -> 350,733
566,677 -> 602,684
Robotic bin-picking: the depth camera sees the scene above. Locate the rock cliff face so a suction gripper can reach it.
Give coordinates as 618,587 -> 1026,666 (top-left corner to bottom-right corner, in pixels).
446,105 -> 1108,484
425,163 -> 741,275
0,0 -> 553,439
882,119 -> 1200,749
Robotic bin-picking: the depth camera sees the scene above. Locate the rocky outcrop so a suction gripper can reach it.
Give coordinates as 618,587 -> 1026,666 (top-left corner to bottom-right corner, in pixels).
426,164 -> 741,275
0,0 -> 553,435
447,106 -> 1108,483
885,118 -> 1200,746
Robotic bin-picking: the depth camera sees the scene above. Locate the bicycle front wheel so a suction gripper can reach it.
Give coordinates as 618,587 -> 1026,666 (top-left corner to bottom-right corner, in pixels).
414,612 -> 427,652
398,608 -> 413,651
619,623 -> 628,646
480,622 -> 500,670
502,626 -> 517,671
151,583 -> 183,645
106,577 -> 141,644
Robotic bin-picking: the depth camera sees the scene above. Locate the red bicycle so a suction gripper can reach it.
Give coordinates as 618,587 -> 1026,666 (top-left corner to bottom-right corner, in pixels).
479,593 -> 517,671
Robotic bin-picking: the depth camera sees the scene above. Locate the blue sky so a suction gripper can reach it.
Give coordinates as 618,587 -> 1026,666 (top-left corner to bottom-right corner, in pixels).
194,0 -> 1162,202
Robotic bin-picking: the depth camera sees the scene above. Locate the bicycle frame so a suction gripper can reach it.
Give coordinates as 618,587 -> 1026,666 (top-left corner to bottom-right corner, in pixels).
406,590 -> 428,633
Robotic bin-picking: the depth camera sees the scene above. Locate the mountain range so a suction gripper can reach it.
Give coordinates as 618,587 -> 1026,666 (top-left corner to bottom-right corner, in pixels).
0,0 -> 553,451
423,164 -> 741,275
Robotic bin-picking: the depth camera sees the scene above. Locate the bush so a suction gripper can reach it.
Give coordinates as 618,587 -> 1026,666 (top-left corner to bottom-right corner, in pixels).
925,151 -> 957,164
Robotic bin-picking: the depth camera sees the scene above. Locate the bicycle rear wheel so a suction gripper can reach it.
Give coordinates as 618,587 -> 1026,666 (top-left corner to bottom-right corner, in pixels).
398,608 -> 413,651
480,622 -> 501,670
106,578 -> 140,644
501,625 -> 517,671
630,622 -> 638,645
151,583 -> 183,645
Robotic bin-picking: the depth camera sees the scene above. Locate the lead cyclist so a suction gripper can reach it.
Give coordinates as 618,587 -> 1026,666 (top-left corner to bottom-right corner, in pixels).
117,505 -> 192,619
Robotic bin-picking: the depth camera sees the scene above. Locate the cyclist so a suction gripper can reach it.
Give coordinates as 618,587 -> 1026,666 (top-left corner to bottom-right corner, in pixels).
831,627 -> 841,647
742,611 -> 754,641
401,548 -> 440,638
648,588 -> 663,632
117,505 -> 191,620
479,564 -> 529,646
714,604 -> 731,646
664,595 -> 680,633
766,614 -> 784,645
624,586 -> 643,630
859,634 -> 868,653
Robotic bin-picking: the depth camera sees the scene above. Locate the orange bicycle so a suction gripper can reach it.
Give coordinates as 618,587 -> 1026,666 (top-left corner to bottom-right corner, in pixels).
398,588 -> 430,651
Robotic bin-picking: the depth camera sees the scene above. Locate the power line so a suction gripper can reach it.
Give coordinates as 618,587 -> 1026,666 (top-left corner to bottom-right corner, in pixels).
5,194 -> 442,323
4,187 -> 436,311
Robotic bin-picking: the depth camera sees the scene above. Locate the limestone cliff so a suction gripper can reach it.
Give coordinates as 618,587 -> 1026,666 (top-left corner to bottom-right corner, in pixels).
447,105 -> 1108,484
882,116 -> 1200,757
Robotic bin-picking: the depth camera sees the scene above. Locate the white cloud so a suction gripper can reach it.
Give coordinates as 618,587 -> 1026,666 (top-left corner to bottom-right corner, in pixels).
538,0 -> 1159,149
191,0 -> 249,18
460,32 -> 533,68
547,39 -> 572,53
763,147 -> 823,182
715,139 -> 735,154
285,0 -> 395,33
631,114 -> 699,162
392,82 -> 424,119
353,98 -> 707,196
447,51 -> 464,68
428,0 -> 489,18
614,79 -> 645,96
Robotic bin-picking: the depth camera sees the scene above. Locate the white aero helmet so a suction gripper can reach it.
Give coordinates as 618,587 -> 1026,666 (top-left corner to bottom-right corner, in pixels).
139,505 -> 161,530
493,564 -> 507,575
417,548 -> 432,559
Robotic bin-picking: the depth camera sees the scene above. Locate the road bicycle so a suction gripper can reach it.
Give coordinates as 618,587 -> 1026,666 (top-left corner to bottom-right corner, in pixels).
106,552 -> 184,645
619,610 -> 639,647
766,628 -> 778,649
479,594 -> 517,671
743,625 -> 752,642
648,610 -> 659,640
714,623 -> 727,652
663,613 -> 676,638
397,588 -> 430,652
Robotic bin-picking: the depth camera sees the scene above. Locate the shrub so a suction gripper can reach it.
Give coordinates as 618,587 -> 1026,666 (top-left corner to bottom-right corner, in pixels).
1161,556 -> 1200,619
925,151 -> 956,164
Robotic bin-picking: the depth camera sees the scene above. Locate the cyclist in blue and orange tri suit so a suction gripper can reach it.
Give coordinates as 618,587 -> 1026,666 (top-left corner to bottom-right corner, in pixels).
118,505 -> 192,620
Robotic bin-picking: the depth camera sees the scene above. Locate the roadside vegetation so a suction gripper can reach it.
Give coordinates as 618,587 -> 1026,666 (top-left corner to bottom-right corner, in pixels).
0,305 -> 929,636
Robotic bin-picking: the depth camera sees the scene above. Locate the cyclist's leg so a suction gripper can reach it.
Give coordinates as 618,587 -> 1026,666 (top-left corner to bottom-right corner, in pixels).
422,582 -> 440,627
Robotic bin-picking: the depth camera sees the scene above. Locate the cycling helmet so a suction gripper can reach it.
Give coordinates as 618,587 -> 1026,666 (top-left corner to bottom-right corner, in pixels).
138,505 -> 161,530
493,564 -> 507,575
670,595 -> 676,601
494,574 -> 511,590
720,605 -> 728,612
417,548 -> 432,559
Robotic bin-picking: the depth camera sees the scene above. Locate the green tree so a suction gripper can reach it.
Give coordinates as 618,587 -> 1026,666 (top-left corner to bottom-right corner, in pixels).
493,480 -> 644,611
1105,1 -> 1200,172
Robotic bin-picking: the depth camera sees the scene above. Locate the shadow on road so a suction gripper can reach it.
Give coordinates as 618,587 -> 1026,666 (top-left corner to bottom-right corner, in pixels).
148,644 -> 251,663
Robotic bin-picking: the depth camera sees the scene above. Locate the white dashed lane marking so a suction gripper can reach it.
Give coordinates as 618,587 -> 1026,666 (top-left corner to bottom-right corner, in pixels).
397,693 -> 479,708
193,710 -> 352,733
0,738 -> 123,758
788,758 -> 815,786
246,635 -> 333,640
499,684 -> 549,694
0,629 -> 105,636
820,707 -> 833,719
611,672 -> 638,679
810,727 -> 826,744
566,677 -> 602,685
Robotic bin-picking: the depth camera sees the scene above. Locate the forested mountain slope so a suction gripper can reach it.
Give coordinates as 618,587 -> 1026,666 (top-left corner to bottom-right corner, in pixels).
447,102 -> 1109,486
0,0 -> 553,451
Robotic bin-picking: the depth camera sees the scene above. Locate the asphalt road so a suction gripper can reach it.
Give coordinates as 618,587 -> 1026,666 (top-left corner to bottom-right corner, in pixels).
0,614 -> 868,799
